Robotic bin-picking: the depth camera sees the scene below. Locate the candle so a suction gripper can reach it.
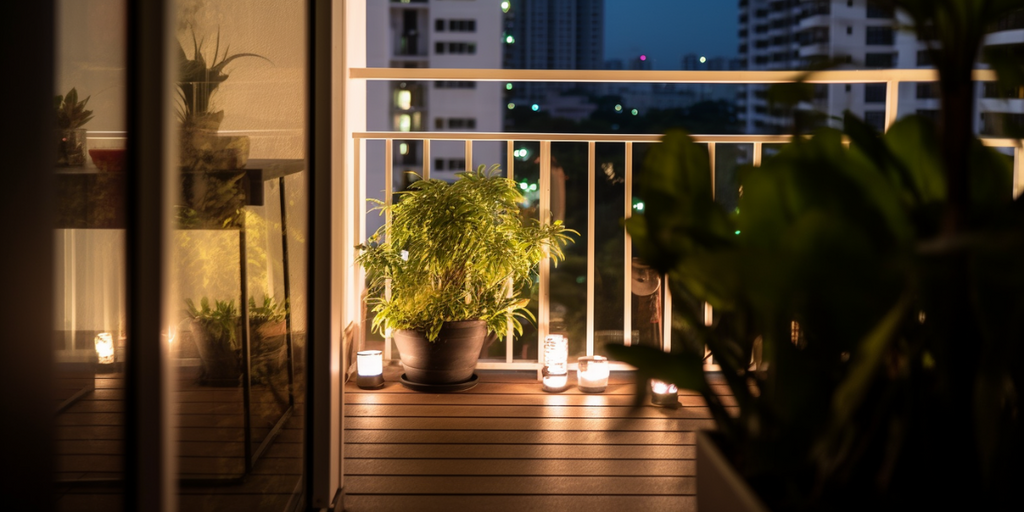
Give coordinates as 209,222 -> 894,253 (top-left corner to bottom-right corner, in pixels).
650,378 -> 679,406
542,335 -> 570,392
577,355 -> 609,393
95,332 -> 115,365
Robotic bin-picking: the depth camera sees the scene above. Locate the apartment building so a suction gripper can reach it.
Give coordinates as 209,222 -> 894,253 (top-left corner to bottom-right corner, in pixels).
738,0 -> 1024,136
366,0 -> 503,192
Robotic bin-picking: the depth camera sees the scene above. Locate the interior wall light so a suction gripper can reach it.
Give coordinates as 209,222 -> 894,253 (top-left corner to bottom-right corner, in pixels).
95,332 -> 115,365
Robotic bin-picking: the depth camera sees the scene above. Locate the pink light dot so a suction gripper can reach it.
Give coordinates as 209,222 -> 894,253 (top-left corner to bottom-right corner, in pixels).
640,54 -> 647,61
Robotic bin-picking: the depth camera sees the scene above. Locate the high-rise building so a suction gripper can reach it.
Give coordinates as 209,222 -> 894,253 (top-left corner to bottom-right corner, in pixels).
737,0 -> 1024,136
503,0 -> 604,103
366,0 -> 503,191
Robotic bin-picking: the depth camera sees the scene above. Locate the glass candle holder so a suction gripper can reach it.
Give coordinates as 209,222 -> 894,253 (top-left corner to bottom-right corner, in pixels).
577,355 -> 609,393
356,350 -> 385,389
650,378 -> 680,406
95,332 -> 115,365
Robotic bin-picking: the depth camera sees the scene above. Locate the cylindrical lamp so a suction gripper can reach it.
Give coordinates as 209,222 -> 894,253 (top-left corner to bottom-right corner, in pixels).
542,335 -> 569,392
356,350 -> 385,389
650,378 -> 680,406
95,332 -> 115,365
577,355 -> 609,393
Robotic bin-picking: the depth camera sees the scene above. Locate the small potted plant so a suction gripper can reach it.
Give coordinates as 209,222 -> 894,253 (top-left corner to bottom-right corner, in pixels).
357,164 -> 576,390
248,295 -> 289,385
185,297 -> 241,386
177,28 -> 269,172
54,87 -> 94,167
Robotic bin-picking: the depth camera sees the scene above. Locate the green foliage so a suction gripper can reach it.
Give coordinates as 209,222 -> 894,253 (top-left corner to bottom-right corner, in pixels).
176,27 -> 269,123
54,88 -> 94,130
357,164 -> 577,341
185,297 -> 240,351
613,2 -> 1024,507
249,295 -> 288,326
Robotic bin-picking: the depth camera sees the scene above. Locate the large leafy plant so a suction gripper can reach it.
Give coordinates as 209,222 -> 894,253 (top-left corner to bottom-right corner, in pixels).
176,28 -> 268,129
611,1 -> 1024,509
54,88 -> 94,130
358,164 -> 576,342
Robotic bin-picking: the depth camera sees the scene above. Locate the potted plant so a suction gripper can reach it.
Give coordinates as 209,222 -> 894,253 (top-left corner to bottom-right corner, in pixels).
185,297 -> 241,386
54,87 -> 94,167
357,164 -> 576,389
248,295 -> 289,385
177,28 -> 268,172
609,1 -> 1024,510
185,295 -> 288,386
176,28 -> 268,229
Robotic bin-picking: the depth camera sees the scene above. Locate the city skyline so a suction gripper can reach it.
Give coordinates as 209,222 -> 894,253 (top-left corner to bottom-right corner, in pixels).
604,0 -> 739,69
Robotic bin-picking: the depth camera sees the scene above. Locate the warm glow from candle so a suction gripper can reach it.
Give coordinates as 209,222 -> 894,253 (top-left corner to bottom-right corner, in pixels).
357,350 -> 383,376
577,355 -> 609,392
542,373 -> 567,389
95,332 -> 115,364
544,335 -> 568,375
651,379 -> 677,395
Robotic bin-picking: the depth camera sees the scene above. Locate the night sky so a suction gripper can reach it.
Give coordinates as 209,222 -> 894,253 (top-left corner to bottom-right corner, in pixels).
604,0 -> 739,69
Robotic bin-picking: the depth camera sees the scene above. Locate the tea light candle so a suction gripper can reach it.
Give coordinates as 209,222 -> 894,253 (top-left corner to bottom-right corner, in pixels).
356,350 -> 385,389
577,355 -> 609,393
95,332 -> 115,365
650,378 -> 679,406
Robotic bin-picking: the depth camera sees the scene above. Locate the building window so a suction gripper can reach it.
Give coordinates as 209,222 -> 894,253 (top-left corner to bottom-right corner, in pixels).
446,118 -> 476,129
980,112 -> 1024,136
435,158 -> 445,170
867,4 -> 895,18
434,118 -> 444,130
847,26 -> 853,35
435,19 -> 445,31
436,42 -> 476,54
448,19 -> 476,32
846,84 -> 852,92
865,52 -> 896,67
916,109 -> 940,123
864,111 -> 886,131
434,81 -> 476,89
434,158 -> 466,170
917,83 -> 939,99
866,26 -> 894,45
864,83 -> 886,103
395,89 -> 412,110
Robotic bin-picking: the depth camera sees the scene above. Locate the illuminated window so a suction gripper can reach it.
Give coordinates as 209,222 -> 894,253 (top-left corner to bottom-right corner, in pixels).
397,114 -> 411,132
396,89 -> 412,110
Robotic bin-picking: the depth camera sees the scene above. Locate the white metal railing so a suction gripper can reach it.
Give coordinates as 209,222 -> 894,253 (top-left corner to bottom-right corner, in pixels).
349,68 -> 1023,372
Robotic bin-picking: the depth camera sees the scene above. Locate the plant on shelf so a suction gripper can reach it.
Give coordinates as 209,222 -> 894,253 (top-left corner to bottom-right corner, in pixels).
357,164 -> 576,388
176,27 -> 269,228
54,87 -> 94,167
248,295 -> 289,386
609,1 -> 1024,510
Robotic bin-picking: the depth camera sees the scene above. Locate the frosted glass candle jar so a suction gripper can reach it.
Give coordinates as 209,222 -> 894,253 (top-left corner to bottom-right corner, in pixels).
577,355 -> 609,393
356,350 -> 385,389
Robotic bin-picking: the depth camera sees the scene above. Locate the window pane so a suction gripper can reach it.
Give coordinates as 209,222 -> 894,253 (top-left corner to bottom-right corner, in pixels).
53,0 -> 129,509
173,0 -> 308,508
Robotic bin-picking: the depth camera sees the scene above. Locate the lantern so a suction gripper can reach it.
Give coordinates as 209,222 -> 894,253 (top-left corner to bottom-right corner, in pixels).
577,355 -> 609,393
95,332 -> 115,365
650,378 -> 679,406
356,350 -> 385,389
542,335 -> 569,392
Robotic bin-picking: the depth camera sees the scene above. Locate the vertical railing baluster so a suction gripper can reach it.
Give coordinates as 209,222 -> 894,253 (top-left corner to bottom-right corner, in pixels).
422,139 -> 430,180
507,140 -> 515,363
355,137 -> 366,357
885,80 -> 899,132
587,141 -> 596,356
384,139 -> 393,361
465,139 -> 473,171
624,142 -> 633,347
539,140 -> 552,366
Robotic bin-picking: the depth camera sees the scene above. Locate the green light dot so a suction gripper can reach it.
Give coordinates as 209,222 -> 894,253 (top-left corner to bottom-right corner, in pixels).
507,103 -> 515,110
631,109 -> 639,116
734,230 -> 741,235
506,83 -> 513,90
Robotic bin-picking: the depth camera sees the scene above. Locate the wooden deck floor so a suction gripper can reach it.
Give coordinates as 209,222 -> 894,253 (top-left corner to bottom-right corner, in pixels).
342,366 -> 726,512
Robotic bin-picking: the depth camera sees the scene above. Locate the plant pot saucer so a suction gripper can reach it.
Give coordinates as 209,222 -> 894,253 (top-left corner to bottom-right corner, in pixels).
400,373 -> 478,392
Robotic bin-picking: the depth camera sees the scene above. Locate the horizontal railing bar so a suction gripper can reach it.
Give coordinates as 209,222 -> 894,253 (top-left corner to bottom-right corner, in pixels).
351,67 -> 998,84
354,131 -> 1021,147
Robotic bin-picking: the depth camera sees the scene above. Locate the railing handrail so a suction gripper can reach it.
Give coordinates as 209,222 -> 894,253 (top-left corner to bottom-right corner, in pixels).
350,67 -> 998,84
353,130 -> 1022,147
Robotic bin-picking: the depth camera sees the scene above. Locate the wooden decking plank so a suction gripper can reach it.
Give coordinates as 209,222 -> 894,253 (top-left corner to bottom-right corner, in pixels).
344,458 -> 696,477
343,475 -> 696,495
345,443 -> 695,460
346,416 -> 716,432
341,494 -> 697,512
344,403 -> 714,419
346,392 -> 721,407
344,429 -> 695,445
